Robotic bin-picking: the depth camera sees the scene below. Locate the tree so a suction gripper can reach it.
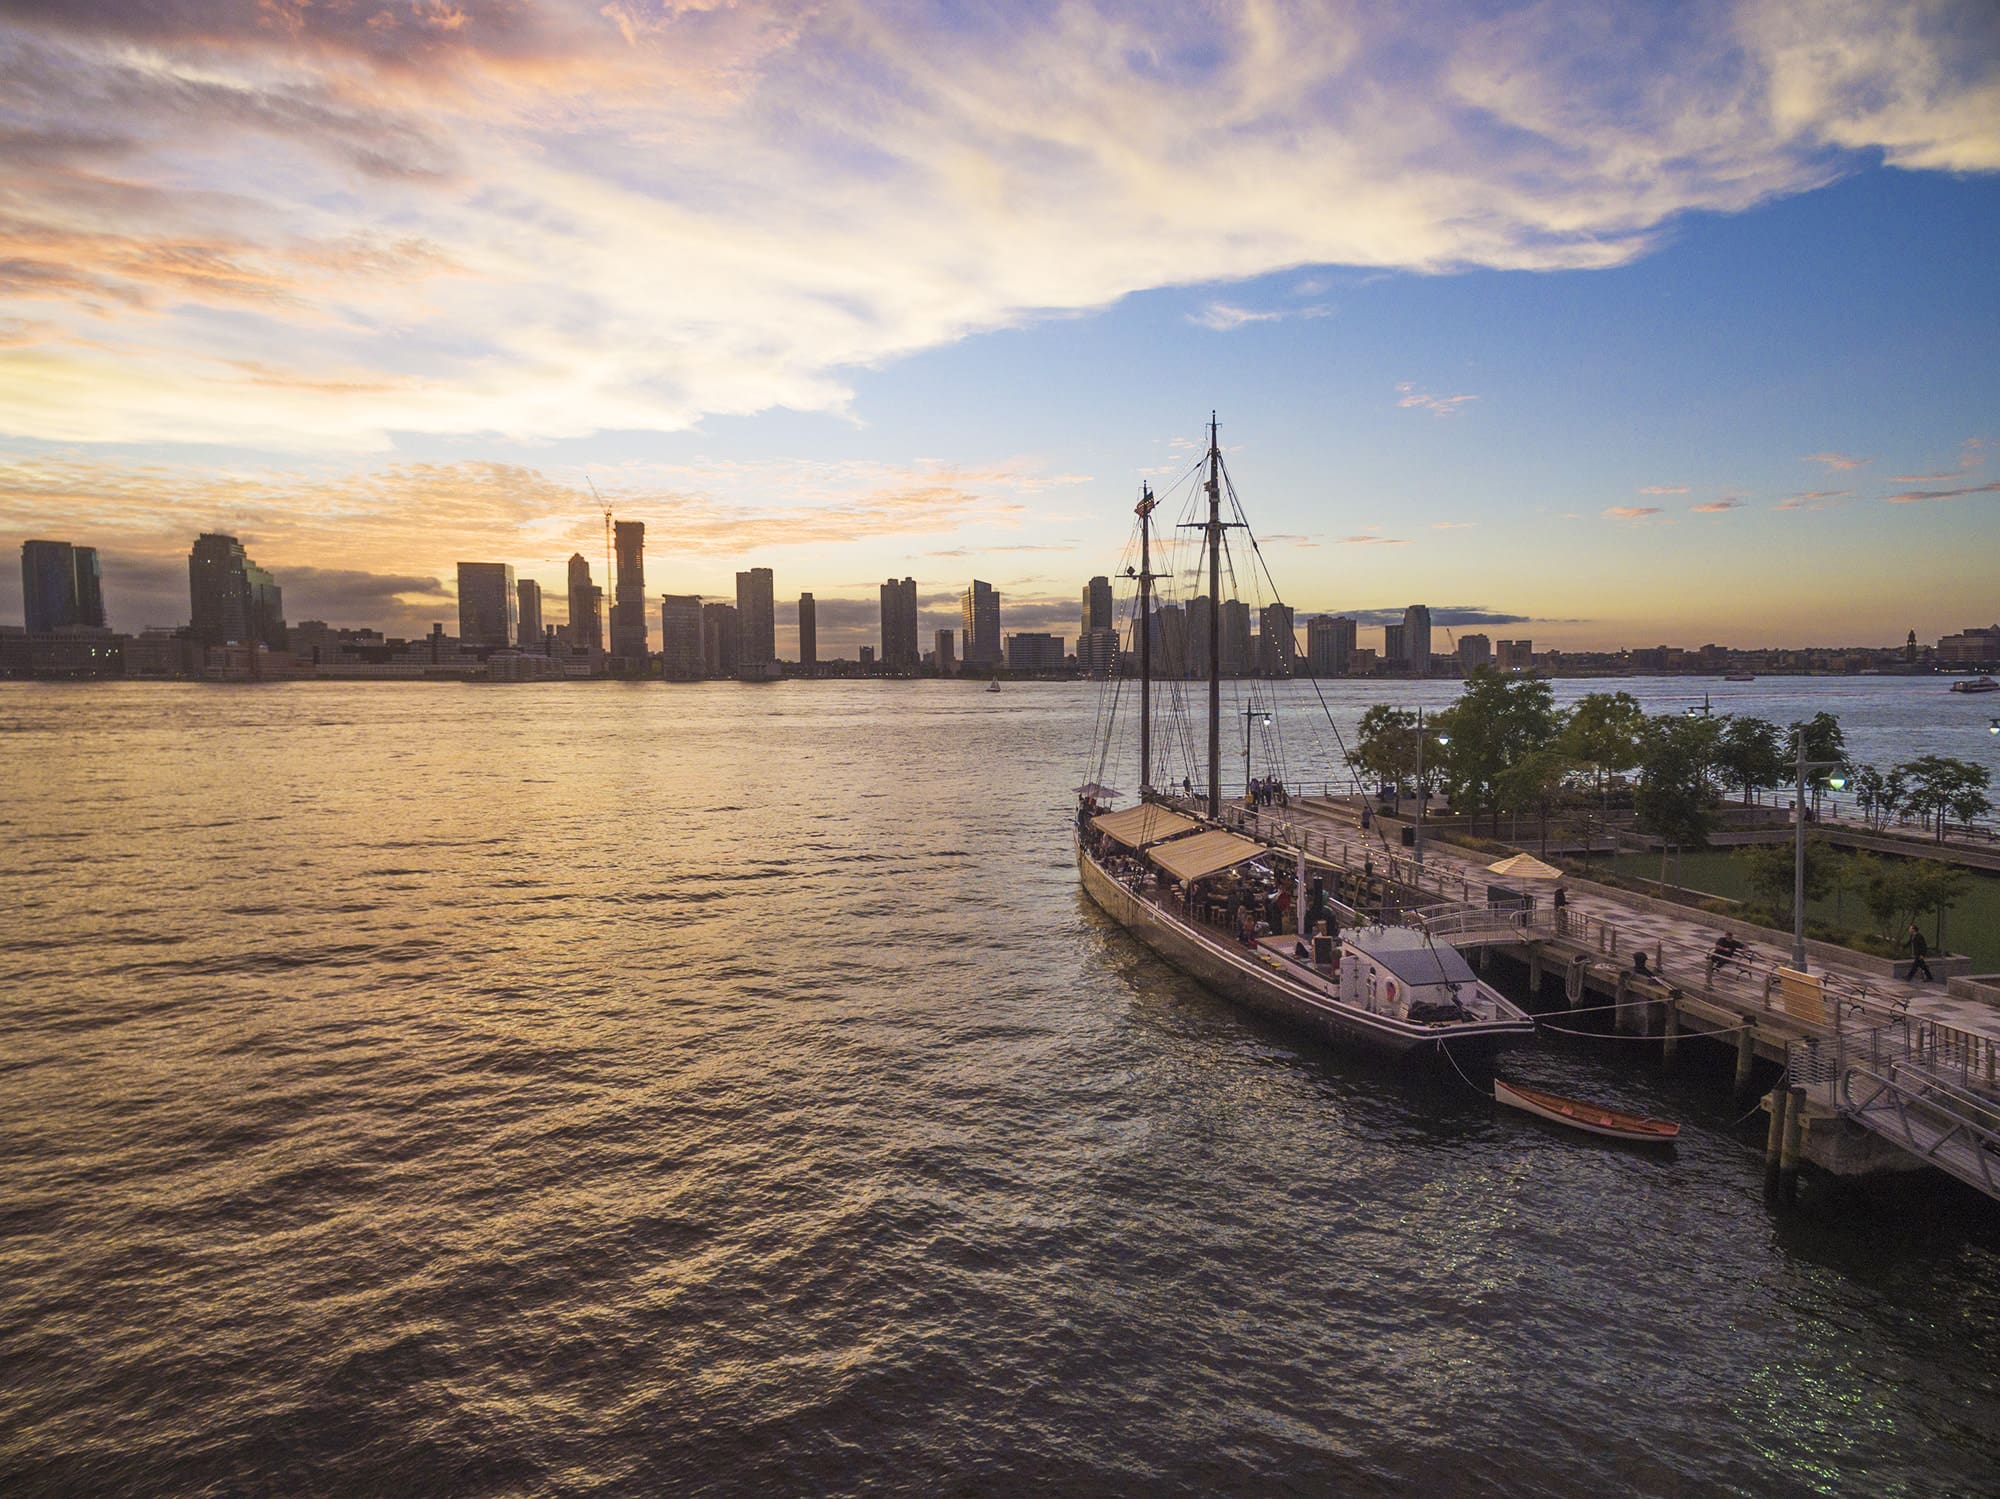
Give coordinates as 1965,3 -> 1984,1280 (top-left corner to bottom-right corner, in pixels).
1558,691 -> 1647,801
1894,755 -> 1994,842
1433,667 -> 1562,832
1352,706 -> 1446,812
1863,857 -> 1971,944
1787,711 -> 1849,814
1742,837 -> 1833,925
1495,746 -> 1574,854
1846,764 -> 1897,831
1714,715 -> 1785,805
1634,715 -> 1715,882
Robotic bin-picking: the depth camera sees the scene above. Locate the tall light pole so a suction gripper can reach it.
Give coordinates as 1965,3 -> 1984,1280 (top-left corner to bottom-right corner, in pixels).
1414,707 -> 1430,866
1789,729 -> 1844,972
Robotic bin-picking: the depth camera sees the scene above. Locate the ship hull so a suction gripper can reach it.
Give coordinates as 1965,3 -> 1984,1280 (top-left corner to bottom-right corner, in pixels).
1078,843 -> 1529,1062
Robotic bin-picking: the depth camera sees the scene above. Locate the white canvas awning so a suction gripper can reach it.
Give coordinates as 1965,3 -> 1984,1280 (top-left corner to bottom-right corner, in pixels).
1150,828 -> 1269,884
1486,853 -> 1565,881
1091,804 -> 1204,850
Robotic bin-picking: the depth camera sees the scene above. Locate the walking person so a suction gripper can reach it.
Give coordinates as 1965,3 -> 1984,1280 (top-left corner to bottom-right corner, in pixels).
1906,923 -> 1935,983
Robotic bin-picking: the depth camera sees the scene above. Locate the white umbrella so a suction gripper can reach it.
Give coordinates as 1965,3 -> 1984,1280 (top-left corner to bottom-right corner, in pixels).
1486,853 -> 1565,881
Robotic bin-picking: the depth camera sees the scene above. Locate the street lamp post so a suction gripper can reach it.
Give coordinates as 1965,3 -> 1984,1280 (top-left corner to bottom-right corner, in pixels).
1789,730 -> 1845,973
1242,700 -> 1271,803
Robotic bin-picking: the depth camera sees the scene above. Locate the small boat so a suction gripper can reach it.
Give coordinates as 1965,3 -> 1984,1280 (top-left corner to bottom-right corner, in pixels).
1949,675 -> 1998,694
1723,672 -> 1755,682
1493,1077 -> 1680,1143
986,679 -> 1001,693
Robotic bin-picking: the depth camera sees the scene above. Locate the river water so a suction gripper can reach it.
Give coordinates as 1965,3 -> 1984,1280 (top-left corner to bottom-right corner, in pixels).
2,678 -> 1996,1498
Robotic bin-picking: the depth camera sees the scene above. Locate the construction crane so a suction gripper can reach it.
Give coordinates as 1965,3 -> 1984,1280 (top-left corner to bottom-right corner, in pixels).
586,475 -> 611,599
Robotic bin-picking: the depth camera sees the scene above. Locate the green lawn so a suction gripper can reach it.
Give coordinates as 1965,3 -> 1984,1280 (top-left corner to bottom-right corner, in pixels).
1593,847 -> 2000,973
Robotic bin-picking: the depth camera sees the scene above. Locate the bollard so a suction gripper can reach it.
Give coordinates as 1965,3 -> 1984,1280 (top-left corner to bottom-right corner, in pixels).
1735,1022 -> 1756,1102
1764,1086 -> 1789,1181
1663,1000 -> 1679,1069
1779,1084 -> 1807,1205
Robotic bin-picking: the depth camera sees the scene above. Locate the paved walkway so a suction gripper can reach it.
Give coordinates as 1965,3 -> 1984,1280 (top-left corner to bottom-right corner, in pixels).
1257,796 -> 2000,1043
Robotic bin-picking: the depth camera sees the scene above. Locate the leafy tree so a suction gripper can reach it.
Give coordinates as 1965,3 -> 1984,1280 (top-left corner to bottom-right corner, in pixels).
1494,746 -> 1574,854
1352,706 -> 1446,811
1787,711 -> 1849,813
1863,857 -> 1971,943
1714,715 -> 1785,805
1433,667 -> 1562,832
1558,691 -> 1647,800
1742,837 -> 1833,924
1845,764 -> 1897,831
1634,715 -> 1715,880
1894,755 -> 1994,842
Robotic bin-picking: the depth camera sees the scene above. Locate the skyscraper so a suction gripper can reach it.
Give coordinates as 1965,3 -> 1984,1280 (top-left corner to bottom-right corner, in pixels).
701,601 -> 740,677
21,541 -> 105,632
1457,632 -> 1492,668
611,521 -> 647,664
660,594 -> 703,680
1403,603 -> 1433,674
1081,575 -> 1112,637
1186,595 -> 1212,678
457,562 -> 518,649
798,593 -> 817,669
189,533 -> 285,649
1384,622 -> 1406,663
566,553 -> 602,652
1221,598 -> 1251,676
1306,615 -> 1356,676
961,579 -> 1000,666
516,579 -> 543,650
1258,602 -> 1297,677
879,576 -> 918,671
736,567 -> 776,667
934,628 -> 955,674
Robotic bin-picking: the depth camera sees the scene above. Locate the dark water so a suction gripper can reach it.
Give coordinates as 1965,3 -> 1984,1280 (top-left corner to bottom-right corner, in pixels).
2,681 -> 1997,1499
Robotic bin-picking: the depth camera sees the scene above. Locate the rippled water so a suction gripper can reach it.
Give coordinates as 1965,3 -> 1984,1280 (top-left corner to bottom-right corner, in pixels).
3,680 -> 1997,1498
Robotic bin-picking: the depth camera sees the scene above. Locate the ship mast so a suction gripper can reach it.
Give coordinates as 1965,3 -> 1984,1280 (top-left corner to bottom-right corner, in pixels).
1204,414 -> 1223,819
1135,484 -> 1156,798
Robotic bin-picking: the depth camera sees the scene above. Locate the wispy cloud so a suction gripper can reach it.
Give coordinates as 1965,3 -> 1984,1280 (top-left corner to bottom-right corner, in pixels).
1690,498 -> 1743,513
1883,480 -> 2000,505
1775,490 -> 1847,511
1339,533 -> 1408,546
1189,301 -> 1331,332
1639,484 -> 1690,495
1602,506 -> 1662,520
1803,451 -> 1871,471
1429,521 -> 1478,530
1395,382 -> 1479,417
1890,437 -> 1988,482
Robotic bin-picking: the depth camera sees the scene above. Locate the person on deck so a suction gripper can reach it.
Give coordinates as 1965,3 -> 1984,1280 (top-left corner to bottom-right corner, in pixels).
1236,905 -> 1259,948
1906,924 -> 1934,982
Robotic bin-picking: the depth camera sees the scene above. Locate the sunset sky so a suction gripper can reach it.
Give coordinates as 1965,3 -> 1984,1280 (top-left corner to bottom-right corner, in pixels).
2,0 -> 1996,653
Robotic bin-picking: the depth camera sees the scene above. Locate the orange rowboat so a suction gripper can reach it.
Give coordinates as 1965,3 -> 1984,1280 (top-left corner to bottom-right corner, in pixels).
1493,1077 -> 1680,1144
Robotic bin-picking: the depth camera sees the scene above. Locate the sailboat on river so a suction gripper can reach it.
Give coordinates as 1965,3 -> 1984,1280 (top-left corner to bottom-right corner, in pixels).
1075,417 -> 1534,1062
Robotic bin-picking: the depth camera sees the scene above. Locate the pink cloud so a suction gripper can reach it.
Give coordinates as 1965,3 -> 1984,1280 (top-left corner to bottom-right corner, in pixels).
1602,506 -> 1662,520
1803,451 -> 1870,471
1883,481 -> 2000,505
1339,533 -> 1408,545
1395,382 -> 1478,416
1690,498 -> 1742,513
1639,484 -> 1690,494
1775,490 -> 1847,511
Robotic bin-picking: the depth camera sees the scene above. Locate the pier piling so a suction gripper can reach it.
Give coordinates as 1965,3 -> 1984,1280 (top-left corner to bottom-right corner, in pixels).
1764,1086 -> 1789,1184
1735,1021 -> 1755,1102
1779,1085 -> 1807,1205
1663,1000 -> 1679,1069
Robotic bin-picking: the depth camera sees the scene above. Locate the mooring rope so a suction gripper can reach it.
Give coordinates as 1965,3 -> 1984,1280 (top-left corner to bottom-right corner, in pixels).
1535,1016 -> 1752,1042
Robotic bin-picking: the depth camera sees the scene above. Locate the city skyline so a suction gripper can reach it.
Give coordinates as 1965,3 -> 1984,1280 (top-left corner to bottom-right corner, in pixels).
0,4 -> 1996,649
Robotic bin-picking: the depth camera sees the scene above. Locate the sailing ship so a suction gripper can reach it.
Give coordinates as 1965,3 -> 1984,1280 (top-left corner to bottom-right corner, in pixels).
1075,417 -> 1534,1061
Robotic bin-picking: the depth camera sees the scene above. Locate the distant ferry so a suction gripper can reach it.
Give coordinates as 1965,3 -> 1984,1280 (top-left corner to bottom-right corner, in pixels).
1949,675 -> 1998,694
1723,672 -> 1755,681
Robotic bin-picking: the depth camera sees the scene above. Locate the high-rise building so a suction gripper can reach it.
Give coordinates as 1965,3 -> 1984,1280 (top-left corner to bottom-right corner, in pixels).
611,520 -> 647,664
1078,627 -> 1119,676
1457,632 -> 1492,668
877,576 -> 918,671
1186,595 -> 1213,678
21,541 -> 105,632
798,593 -> 817,669
934,628 -> 956,675
1403,603 -> 1433,674
1306,615 -> 1356,676
189,533 -> 285,649
1006,632 -> 1065,671
701,601 -> 740,677
457,562 -> 518,650
1221,599 -> 1251,676
1258,603 -> 1297,677
1081,575 -> 1113,637
516,579 -> 543,650
1153,603 -> 1188,676
961,580 -> 1001,666
566,554 -> 602,652
1497,639 -> 1533,671
736,568 -> 775,667
1384,622 -> 1406,664
660,594 -> 703,680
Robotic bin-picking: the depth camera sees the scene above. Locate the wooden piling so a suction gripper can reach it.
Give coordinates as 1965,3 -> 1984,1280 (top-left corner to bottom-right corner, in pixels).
1663,1000 -> 1679,1069
1763,1087 -> 1788,1180
1528,950 -> 1543,996
1735,1021 -> 1756,1102
1779,1084 -> 1807,1204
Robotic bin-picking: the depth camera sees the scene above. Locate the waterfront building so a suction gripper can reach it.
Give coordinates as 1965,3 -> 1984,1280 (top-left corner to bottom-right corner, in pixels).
456,562 -> 518,650
1006,632 -> 1065,671
961,580 -> 1001,667
1938,625 -> 2000,666
1221,599 -> 1251,676
189,533 -> 285,649
1153,603 -> 1189,677
1497,639 -> 1533,671
1081,575 -> 1113,637
1186,596 -> 1213,677
21,541 -> 105,632
798,593 -> 817,669
859,644 -> 875,670
1077,626 -> 1118,677
1306,615 -> 1356,677
1403,603 -> 1432,674
566,554 -> 603,652
661,595 -> 703,680
935,628 -> 956,675
516,579 -> 543,650
1348,646 -> 1379,674
1384,621 -> 1405,665
1258,602 -> 1297,677
736,568 -> 776,668
880,576 -> 919,671
611,521 -> 648,664
701,601 -> 740,678
1457,632 -> 1492,668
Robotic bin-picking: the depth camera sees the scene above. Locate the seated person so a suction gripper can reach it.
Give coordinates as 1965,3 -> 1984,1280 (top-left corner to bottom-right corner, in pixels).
1632,950 -> 1652,977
